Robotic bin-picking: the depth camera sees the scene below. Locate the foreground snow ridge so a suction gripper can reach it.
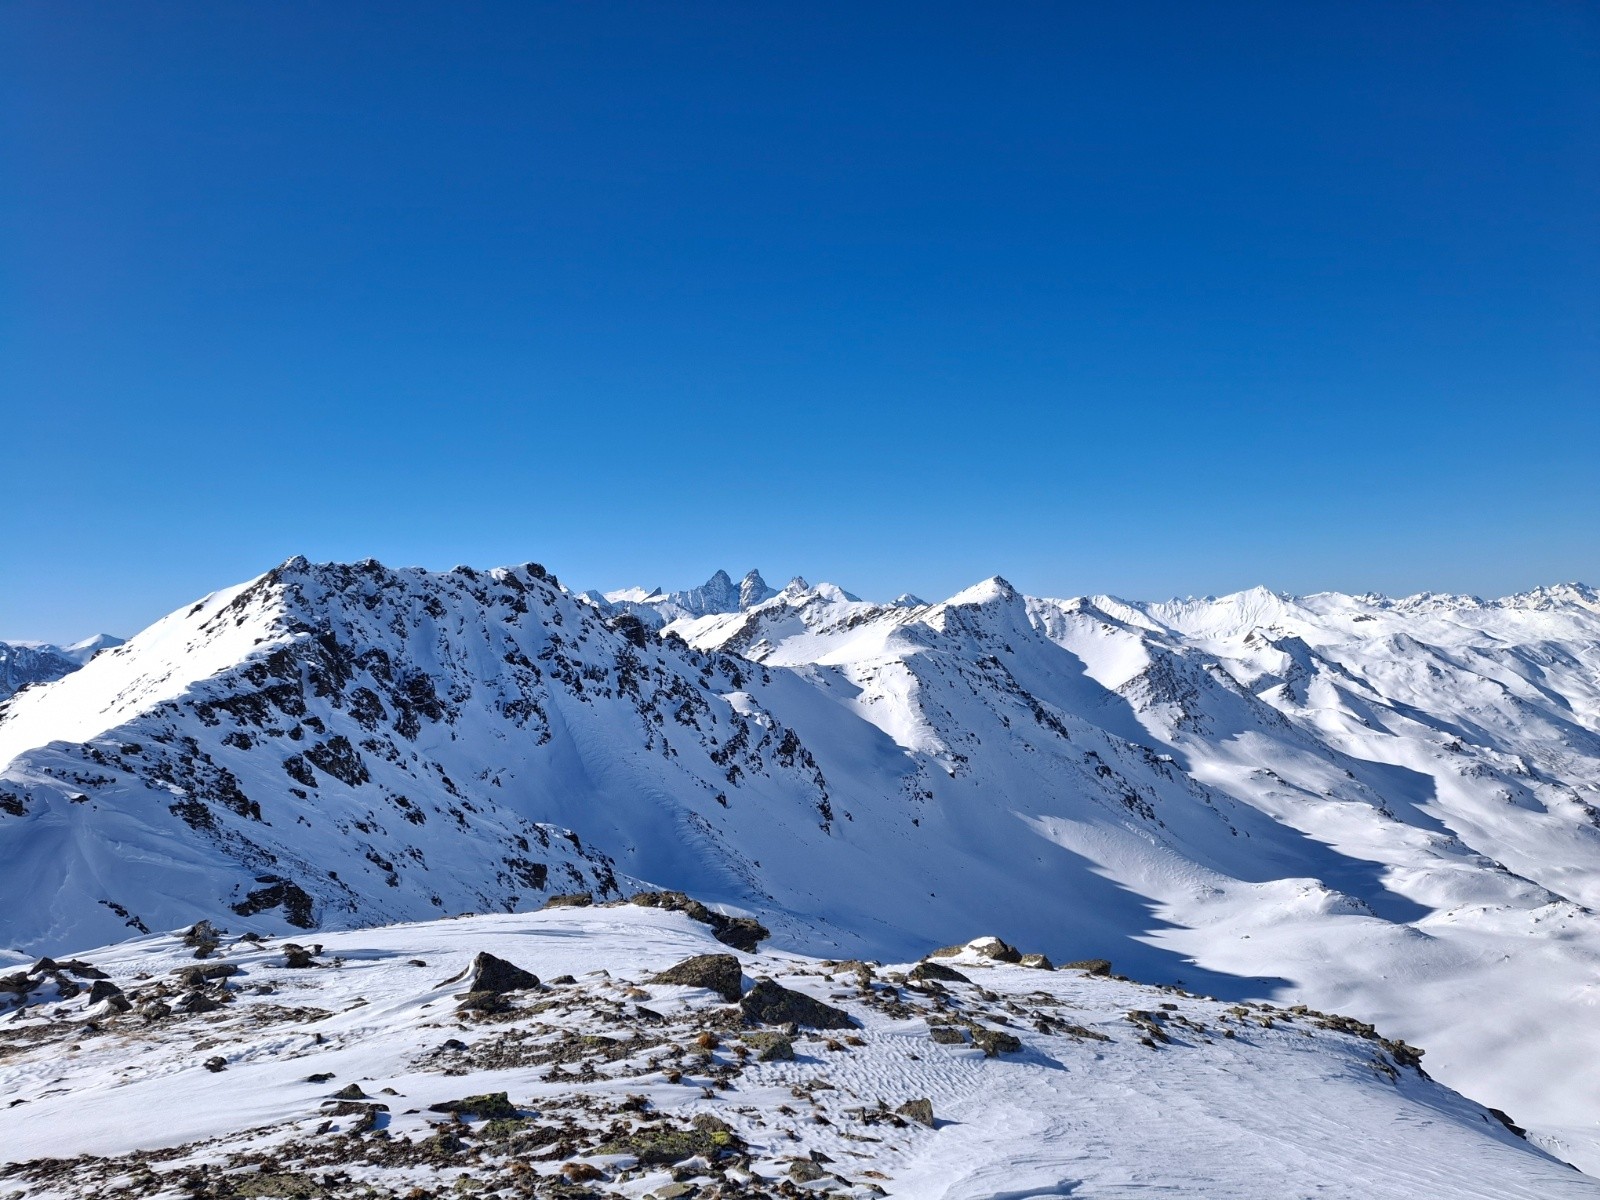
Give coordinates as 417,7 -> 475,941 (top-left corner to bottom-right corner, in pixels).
4,557 -> 1600,1176
1,903 -> 1589,1200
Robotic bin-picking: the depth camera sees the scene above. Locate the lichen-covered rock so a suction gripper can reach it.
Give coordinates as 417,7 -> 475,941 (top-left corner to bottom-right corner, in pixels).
1062,958 -> 1113,976
1020,953 -> 1054,970
741,1030 -> 796,1061
541,892 -> 594,909
649,953 -> 743,1002
739,978 -> 854,1029
427,1092 -> 519,1119
971,1027 -> 1023,1056
596,1121 -> 740,1165
897,1097 -> 935,1127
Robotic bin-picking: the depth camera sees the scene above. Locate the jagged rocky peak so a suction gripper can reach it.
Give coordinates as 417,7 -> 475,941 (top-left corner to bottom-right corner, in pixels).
601,567 -> 782,625
738,568 -> 776,609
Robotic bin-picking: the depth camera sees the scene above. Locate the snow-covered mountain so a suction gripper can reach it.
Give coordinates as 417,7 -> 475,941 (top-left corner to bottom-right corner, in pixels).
590,568 -> 784,626
4,559 -> 1600,1169
0,635 -> 123,701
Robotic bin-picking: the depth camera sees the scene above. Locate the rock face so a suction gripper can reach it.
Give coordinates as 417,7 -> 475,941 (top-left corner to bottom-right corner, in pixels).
465,952 -> 539,994
650,953 -> 744,1003
739,979 -> 855,1030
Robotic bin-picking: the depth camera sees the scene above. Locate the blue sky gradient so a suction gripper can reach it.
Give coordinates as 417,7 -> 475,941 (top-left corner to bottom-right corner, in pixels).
3,2 -> 1596,641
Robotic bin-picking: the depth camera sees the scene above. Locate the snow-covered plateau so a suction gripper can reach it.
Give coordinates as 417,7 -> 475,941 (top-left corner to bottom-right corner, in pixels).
4,558 -> 1600,1191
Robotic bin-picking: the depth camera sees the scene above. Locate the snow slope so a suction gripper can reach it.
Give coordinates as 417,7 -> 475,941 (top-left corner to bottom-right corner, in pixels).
1,904 -> 1589,1199
5,560 -> 1600,1170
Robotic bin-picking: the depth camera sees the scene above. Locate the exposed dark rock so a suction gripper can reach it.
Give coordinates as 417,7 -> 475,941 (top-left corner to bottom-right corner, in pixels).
1020,953 -> 1054,970
203,1056 -> 228,1072
281,944 -> 319,969
465,952 -> 539,994
910,961 -> 970,984
87,979 -> 124,1005
541,892 -> 593,909
649,953 -> 743,1002
1488,1107 -> 1528,1139
929,1025 -> 967,1045
232,878 -> 316,928
739,978 -> 854,1029
183,921 -> 224,958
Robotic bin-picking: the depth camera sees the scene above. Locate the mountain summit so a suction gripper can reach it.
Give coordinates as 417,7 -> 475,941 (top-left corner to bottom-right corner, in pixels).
4,559 -> 1600,1167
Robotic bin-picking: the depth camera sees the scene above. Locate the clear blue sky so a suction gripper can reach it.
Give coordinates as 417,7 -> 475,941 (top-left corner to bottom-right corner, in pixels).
3,2 -> 1596,642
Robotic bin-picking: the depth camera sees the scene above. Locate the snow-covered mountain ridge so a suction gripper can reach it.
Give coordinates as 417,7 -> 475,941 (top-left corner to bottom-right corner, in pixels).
0,634 -> 123,702
4,559 -> 1600,1169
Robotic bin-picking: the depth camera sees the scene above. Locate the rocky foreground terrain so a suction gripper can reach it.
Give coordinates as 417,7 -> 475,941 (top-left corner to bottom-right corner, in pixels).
1,901 -> 1591,1199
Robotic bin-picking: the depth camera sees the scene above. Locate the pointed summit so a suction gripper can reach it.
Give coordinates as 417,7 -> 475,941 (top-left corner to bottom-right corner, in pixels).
739,570 -> 777,609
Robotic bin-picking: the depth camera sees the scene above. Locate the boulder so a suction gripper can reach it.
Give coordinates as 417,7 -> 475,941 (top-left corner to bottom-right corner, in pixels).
87,980 -> 124,1005
541,892 -> 593,909
740,979 -> 854,1030
896,1098 -> 935,1127
1061,958 -> 1113,976
969,936 -> 1022,963
1020,953 -> 1054,970
741,1031 -> 796,1061
971,1027 -> 1023,1056
910,961 -> 970,984
649,954 -> 743,1002
465,952 -> 539,995
428,1092 -> 518,1119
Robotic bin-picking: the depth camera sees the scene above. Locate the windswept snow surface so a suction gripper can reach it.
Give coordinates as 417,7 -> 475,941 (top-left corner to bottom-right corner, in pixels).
0,905 -> 1590,1199
5,561 -> 1600,1170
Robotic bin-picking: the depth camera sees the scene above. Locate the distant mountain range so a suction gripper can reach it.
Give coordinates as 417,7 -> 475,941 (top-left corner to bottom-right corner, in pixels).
0,634 -> 124,701
3,560 -> 1600,1167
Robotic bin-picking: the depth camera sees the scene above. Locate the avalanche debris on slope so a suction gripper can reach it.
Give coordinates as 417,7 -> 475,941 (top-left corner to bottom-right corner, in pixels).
0,904 -> 1588,1200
